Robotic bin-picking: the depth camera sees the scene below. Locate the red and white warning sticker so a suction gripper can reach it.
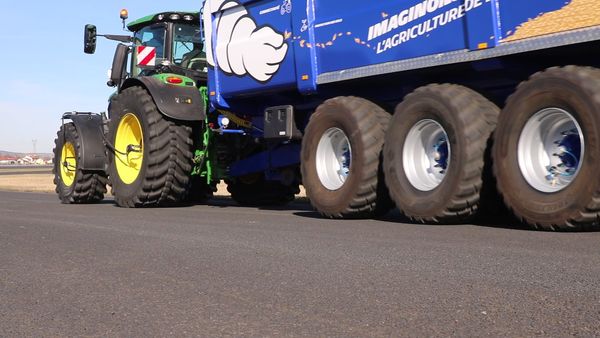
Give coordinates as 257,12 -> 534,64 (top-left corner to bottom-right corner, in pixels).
137,46 -> 156,67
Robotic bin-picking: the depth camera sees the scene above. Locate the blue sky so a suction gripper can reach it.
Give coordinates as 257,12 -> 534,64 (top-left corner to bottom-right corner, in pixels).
0,1 -> 201,153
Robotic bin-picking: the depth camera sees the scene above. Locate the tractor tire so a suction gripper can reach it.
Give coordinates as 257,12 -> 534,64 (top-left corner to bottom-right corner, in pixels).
300,96 -> 392,218
52,122 -> 107,203
493,66 -> 600,231
383,84 -> 498,223
108,86 -> 194,207
227,174 -> 299,206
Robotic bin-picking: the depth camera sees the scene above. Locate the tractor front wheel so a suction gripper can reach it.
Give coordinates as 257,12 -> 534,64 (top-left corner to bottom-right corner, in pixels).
52,123 -> 107,203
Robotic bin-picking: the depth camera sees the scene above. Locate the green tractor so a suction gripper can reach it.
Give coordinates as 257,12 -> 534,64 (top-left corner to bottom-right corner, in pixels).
53,10 -> 213,207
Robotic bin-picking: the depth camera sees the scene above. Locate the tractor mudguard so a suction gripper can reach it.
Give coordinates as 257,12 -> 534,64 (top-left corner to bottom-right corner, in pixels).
63,112 -> 107,171
121,77 -> 206,121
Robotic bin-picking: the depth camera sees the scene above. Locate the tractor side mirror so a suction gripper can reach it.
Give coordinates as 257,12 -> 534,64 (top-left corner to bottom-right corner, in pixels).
108,44 -> 130,88
84,24 -> 97,54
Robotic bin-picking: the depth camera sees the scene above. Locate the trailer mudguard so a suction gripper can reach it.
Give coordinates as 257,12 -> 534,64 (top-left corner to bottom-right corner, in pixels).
63,113 -> 107,171
121,77 -> 206,121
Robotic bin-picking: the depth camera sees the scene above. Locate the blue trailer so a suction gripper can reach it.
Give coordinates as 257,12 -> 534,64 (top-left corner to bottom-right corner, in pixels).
202,0 -> 600,230
54,1 -> 600,231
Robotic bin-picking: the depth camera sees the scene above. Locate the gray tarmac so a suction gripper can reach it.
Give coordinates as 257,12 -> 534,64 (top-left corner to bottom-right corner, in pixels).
0,166 -> 52,176
1,191 -> 599,336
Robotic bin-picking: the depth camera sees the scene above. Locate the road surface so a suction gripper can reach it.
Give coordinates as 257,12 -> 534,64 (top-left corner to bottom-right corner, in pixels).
0,166 -> 52,176
1,191 -> 599,336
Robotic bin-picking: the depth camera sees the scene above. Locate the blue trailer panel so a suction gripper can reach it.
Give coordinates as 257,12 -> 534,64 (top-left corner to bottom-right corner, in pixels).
205,0 -> 600,106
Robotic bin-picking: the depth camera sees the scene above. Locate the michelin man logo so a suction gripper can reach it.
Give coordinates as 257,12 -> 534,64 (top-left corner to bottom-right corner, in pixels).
203,0 -> 289,83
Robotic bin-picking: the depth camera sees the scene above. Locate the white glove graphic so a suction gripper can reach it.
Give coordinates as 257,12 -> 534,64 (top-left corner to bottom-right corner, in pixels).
203,0 -> 289,82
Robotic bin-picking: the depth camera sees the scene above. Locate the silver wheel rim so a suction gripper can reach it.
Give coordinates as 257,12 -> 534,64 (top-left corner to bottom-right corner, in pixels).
518,108 -> 584,193
316,127 -> 351,190
403,119 -> 450,191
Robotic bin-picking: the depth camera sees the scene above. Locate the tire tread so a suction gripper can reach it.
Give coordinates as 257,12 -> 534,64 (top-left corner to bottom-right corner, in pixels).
109,86 -> 193,207
52,123 -> 107,204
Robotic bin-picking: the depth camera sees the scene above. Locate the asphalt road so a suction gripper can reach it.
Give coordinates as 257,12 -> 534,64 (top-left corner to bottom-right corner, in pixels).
1,191 -> 599,336
0,166 -> 52,176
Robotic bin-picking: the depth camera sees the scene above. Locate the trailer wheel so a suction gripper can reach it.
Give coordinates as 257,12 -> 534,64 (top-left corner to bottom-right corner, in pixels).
52,123 -> 107,203
301,96 -> 391,218
227,174 -> 299,206
383,84 -> 498,223
108,86 -> 194,207
493,66 -> 600,230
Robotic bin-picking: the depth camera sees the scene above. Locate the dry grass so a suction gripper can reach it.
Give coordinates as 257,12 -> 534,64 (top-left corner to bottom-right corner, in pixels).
0,174 -> 55,193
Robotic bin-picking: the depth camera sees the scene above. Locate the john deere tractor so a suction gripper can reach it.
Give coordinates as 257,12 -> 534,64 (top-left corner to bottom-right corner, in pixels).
53,10 -> 212,207
53,9 -> 299,207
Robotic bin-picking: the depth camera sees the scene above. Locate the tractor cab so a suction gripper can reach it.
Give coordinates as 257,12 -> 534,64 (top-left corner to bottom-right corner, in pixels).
84,10 -> 206,87
127,12 -> 206,76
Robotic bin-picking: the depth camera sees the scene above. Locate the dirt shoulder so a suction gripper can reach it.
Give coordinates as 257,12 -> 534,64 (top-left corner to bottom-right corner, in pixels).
0,174 -> 56,193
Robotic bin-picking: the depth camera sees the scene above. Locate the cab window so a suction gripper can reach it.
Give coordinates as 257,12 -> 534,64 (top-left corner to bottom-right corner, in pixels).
172,23 -> 206,72
134,24 -> 166,59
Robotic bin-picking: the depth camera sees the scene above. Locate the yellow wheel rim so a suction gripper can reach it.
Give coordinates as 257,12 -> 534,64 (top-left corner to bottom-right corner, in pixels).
60,142 -> 77,187
115,113 -> 144,184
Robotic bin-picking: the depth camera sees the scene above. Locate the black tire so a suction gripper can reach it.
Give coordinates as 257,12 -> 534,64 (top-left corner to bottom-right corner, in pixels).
383,84 -> 498,223
493,66 -> 600,231
108,86 -> 194,207
227,174 -> 299,206
300,96 -> 391,218
53,123 -> 107,203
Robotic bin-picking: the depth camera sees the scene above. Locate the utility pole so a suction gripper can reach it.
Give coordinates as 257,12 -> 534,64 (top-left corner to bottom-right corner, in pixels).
32,139 -> 37,155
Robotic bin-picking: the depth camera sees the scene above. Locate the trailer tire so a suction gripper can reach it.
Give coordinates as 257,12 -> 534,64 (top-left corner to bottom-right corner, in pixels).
301,96 -> 391,218
493,66 -> 600,231
108,86 -> 194,207
383,84 -> 498,223
53,122 -> 107,203
227,174 -> 298,206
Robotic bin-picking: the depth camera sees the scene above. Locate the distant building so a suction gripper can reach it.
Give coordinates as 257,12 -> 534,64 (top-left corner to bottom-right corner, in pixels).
17,156 -> 34,164
0,156 -> 18,165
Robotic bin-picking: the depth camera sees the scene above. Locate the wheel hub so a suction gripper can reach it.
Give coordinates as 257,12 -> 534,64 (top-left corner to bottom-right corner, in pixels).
115,113 -> 144,185
518,108 -> 584,193
60,142 -> 77,187
403,119 -> 451,191
433,138 -> 449,173
316,127 -> 351,190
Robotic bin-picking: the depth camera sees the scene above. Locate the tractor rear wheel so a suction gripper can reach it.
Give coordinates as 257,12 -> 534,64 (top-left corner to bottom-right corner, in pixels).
108,86 -> 194,207
52,122 -> 107,203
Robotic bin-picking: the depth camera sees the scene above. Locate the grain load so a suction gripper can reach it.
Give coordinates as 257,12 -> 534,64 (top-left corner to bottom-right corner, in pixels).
503,0 -> 600,42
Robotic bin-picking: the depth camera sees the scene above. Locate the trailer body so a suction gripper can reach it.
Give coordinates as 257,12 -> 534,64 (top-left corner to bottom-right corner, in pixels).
206,0 -> 600,102
200,0 -> 600,229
